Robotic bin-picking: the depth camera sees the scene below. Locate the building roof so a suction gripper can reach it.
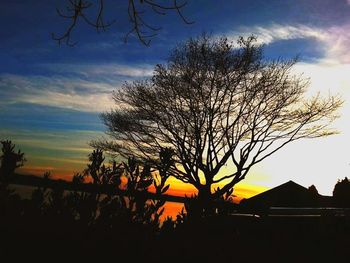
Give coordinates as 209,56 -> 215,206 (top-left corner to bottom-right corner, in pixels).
240,180 -> 326,208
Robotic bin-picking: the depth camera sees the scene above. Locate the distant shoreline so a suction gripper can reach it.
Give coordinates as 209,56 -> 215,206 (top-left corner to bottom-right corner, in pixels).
6,173 -> 187,203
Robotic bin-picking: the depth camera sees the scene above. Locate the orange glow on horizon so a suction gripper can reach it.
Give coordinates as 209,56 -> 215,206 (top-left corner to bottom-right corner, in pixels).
16,164 -> 270,221
19,164 -> 269,202
18,166 -> 77,181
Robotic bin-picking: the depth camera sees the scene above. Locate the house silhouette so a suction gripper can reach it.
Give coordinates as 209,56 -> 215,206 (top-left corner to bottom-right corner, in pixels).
240,181 -> 332,211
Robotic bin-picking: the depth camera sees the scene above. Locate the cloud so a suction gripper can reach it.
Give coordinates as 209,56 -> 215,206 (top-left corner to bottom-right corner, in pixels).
0,62 -> 157,115
325,24 -> 350,63
225,23 -> 327,45
225,23 -> 350,64
0,73 -> 117,112
2,23 -> 350,114
40,63 -> 154,79
23,91 -> 113,112
0,61 -> 157,112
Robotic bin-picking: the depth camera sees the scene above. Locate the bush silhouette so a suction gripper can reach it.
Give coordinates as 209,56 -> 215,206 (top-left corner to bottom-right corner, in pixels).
0,145 -> 177,260
333,177 -> 350,207
0,140 -> 26,182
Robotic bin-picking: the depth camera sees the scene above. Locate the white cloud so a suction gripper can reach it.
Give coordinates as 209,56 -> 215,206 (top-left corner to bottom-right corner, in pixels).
0,74 -> 117,112
22,90 -> 113,112
41,63 -> 154,78
225,23 -> 350,64
0,62 -> 156,112
225,23 -> 327,45
325,24 -> 350,63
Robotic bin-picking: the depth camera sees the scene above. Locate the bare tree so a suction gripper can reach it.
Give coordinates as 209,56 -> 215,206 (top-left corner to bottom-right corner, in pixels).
95,35 -> 342,203
53,0 -> 193,46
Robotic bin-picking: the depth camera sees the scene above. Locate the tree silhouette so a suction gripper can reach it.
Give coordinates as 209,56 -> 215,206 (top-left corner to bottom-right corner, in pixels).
53,0 -> 193,46
333,177 -> 350,207
0,140 -> 26,182
95,35 -> 342,206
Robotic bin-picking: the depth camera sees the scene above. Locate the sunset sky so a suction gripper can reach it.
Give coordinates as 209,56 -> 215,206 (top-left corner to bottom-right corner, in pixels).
1,0 -> 350,198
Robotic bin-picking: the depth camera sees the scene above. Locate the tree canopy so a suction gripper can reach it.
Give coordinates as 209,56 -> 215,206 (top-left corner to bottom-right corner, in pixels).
95,35 -> 342,202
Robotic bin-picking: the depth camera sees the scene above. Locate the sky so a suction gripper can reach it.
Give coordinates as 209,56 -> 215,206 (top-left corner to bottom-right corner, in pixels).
1,0 -> 350,198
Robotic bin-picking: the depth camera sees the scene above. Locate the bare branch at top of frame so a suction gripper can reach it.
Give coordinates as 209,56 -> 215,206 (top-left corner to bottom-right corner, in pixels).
53,0 -> 193,47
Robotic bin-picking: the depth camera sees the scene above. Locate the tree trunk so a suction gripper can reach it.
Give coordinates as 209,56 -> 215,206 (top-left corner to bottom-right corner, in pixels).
198,184 -> 212,202
196,184 -> 216,216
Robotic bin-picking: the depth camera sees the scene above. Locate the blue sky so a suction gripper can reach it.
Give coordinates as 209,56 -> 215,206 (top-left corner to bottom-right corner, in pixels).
1,0 -> 350,196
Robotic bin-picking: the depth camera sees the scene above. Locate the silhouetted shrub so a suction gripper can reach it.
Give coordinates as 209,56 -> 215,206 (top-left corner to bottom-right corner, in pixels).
333,177 -> 350,207
0,140 -> 26,182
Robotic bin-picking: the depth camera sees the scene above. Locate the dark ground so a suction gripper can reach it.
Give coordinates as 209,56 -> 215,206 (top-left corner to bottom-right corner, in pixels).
2,213 -> 350,262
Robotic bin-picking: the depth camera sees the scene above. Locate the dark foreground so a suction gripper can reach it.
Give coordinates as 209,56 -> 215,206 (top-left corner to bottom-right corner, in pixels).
2,211 -> 350,262
1,177 -> 350,262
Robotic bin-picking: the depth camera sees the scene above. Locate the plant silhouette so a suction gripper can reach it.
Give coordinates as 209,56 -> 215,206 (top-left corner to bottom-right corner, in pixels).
333,177 -> 350,207
0,140 -> 26,182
